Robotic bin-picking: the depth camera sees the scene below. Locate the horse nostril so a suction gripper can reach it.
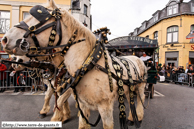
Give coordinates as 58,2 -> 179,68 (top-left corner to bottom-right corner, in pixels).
1,36 -> 8,46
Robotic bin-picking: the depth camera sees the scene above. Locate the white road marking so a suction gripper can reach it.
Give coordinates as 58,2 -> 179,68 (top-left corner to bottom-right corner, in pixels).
154,90 -> 165,97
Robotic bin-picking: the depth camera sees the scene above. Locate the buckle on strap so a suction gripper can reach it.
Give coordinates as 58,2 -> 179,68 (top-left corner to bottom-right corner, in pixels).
29,47 -> 38,52
28,26 -> 36,32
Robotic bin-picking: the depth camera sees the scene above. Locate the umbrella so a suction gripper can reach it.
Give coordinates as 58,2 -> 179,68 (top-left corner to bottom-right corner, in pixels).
186,30 -> 194,39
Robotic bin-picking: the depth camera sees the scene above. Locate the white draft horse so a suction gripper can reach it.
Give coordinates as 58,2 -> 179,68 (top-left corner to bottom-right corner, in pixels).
10,55 -> 72,121
2,0 -> 147,128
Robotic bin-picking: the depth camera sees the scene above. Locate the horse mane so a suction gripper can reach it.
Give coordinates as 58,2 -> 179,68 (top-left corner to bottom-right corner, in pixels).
61,9 -> 96,50
44,1 -> 96,50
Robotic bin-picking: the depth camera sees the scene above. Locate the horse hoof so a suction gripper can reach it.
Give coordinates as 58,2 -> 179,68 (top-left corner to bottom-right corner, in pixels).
126,120 -> 134,126
39,113 -> 47,119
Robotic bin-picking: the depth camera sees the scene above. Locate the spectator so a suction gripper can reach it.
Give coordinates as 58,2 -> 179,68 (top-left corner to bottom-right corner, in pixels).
187,65 -> 194,75
9,65 -> 23,92
172,67 -> 178,82
165,66 -> 171,78
169,65 -> 173,71
157,64 -> 162,73
178,66 -> 185,73
140,52 -> 152,63
0,62 -> 7,92
187,65 -> 194,86
158,67 -> 165,82
185,65 -> 190,73
162,63 -> 166,68
160,67 -> 165,76
17,72 -> 26,92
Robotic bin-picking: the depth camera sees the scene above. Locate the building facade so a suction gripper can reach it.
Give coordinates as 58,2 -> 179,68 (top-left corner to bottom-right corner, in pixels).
129,0 -> 194,68
0,0 -> 91,59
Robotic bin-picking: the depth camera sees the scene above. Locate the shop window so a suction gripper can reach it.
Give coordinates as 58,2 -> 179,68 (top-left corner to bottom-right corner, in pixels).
167,57 -> 177,61
1,54 -> 9,59
0,11 -> 10,33
23,12 -> 30,20
154,31 -> 158,40
167,26 -> 178,43
84,4 -> 88,16
190,25 -> 194,43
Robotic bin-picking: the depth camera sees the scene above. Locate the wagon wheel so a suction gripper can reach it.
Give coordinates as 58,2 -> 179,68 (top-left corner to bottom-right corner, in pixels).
148,84 -> 154,99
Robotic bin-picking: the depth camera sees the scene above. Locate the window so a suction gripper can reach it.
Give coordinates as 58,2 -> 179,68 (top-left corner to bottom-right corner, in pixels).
154,31 -> 158,40
167,26 -> 178,43
23,12 -> 30,20
0,11 -> 10,33
1,54 -> 9,59
146,35 -> 149,38
153,13 -> 158,22
84,4 -> 88,16
191,25 -> 194,43
168,5 -> 177,15
72,0 -> 80,10
191,2 -> 194,12
143,23 -> 146,29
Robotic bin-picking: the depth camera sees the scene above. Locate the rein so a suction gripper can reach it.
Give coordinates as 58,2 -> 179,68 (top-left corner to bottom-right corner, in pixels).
12,4 -> 146,128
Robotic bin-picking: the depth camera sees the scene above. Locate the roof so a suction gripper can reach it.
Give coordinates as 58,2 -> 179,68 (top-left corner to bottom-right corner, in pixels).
129,0 -> 194,36
106,36 -> 158,50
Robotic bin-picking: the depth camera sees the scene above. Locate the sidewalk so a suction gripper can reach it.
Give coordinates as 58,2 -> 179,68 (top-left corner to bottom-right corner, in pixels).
0,89 -> 45,95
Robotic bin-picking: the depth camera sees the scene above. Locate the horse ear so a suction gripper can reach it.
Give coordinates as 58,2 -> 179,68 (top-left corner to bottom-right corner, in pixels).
47,0 -> 58,9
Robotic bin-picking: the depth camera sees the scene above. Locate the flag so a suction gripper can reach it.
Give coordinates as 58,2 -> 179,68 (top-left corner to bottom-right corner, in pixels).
186,30 -> 194,39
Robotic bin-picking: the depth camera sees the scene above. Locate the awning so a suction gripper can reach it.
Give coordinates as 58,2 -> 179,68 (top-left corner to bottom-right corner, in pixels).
106,36 -> 158,50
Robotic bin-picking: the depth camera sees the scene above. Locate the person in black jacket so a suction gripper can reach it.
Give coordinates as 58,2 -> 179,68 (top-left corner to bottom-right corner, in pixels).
187,65 -> 194,86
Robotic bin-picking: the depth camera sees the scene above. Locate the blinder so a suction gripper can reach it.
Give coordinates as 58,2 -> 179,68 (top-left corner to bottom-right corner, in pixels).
14,5 -> 62,53
30,5 -> 52,23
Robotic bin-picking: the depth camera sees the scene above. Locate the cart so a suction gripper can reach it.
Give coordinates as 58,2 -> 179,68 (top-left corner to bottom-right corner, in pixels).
106,36 -> 158,99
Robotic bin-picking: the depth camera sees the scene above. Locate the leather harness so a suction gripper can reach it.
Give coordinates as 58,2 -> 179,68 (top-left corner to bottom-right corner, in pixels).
4,4 -> 146,129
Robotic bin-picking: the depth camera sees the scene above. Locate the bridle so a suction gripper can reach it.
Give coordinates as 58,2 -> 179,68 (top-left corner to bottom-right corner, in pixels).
14,5 -> 63,53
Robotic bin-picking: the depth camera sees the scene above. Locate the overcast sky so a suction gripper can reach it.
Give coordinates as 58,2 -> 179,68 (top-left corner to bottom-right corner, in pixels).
91,0 -> 190,40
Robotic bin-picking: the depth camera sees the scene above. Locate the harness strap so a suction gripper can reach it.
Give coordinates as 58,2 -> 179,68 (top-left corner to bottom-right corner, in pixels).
56,17 -> 62,46
119,58 -> 141,128
26,39 -> 86,58
111,56 -> 127,129
93,63 -> 139,86
31,34 -> 40,48
34,22 -> 56,35
73,89 -> 101,127
59,42 -> 103,127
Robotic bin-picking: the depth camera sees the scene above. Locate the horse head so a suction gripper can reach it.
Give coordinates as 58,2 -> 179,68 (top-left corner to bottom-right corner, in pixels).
1,0 -> 63,56
11,55 -> 30,71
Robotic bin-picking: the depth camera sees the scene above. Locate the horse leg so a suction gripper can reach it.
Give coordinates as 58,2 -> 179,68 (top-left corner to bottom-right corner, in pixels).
78,102 -> 90,129
98,101 -> 114,129
39,84 -> 53,118
51,88 -> 72,122
62,100 -> 71,122
136,82 -> 146,121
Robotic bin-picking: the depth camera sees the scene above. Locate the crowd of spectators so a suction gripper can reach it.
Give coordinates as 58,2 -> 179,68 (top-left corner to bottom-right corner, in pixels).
0,58 -> 33,93
156,63 -> 194,83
